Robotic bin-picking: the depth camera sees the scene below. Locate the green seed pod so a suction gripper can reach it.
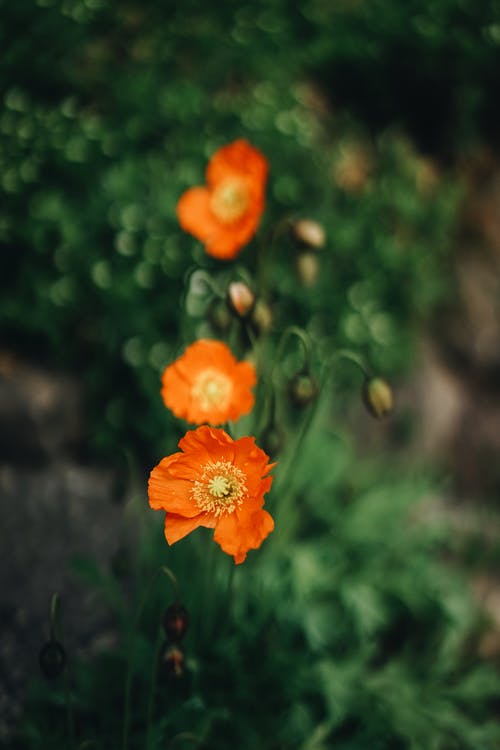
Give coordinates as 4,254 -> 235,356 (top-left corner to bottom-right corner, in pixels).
295,252 -> 319,287
288,372 -> 318,408
163,604 -> 190,642
208,298 -> 232,333
260,424 -> 286,457
291,219 -> 326,250
362,377 -> 393,419
250,298 -> 273,334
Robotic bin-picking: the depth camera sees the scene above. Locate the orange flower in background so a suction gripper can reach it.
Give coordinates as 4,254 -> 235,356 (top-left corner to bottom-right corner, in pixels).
148,426 -> 275,564
177,139 -> 268,260
161,339 -> 256,425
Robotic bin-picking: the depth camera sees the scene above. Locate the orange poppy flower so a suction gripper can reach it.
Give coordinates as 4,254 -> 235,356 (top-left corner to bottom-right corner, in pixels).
176,139 -> 268,260
148,426 -> 275,564
161,339 -> 256,425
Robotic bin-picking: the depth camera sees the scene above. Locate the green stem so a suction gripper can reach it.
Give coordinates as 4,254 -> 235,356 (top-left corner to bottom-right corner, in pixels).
270,347 -> 358,545
145,625 -> 165,750
330,348 -> 371,378
272,326 -> 313,380
224,564 -> 236,624
201,534 -> 217,644
244,319 -> 258,354
258,325 -> 314,436
183,267 -> 224,299
272,384 -> 322,538
49,593 -> 76,750
267,346 -> 374,550
49,592 -> 60,641
122,567 -> 180,750
255,217 -> 293,295
64,666 -> 77,750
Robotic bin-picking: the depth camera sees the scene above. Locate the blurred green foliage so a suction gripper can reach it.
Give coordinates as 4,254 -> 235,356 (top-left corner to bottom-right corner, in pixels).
19,430 -> 500,749
0,0 -> 480,461
3,2 -> 500,748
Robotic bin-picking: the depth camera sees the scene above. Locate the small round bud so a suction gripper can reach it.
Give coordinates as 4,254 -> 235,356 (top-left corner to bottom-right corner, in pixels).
288,372 -> 318,407
163,604 -> 189,642
208,298 -> 232,333
250,299 -> 273,334
295,252 -> 319,287
39,640 -> 66,679
291,219 -> 326,250
415,157 -> 440,194
362,377 -> 393,419
227,281 -> 255,318
260,424 -> 286,457
162,643 -> 185,678
333,143 -> 372,193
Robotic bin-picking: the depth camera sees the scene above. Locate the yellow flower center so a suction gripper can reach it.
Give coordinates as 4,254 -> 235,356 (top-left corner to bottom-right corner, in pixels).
192,460 -> 247,516
210,178 -> 250,224
192,369 -> 232,412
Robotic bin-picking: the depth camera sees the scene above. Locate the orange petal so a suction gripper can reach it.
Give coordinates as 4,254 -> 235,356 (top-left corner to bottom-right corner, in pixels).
176,186 -> 221,245
213,508 -> 274,564
163,341 -> 257,424
177,186 -> 262,259
148,459 -> 200,517
207,140 -> 268,190
165,511 -> 215,545
203,212 -> 263,260
178,424 -> 233,456
161,362 -> 192,420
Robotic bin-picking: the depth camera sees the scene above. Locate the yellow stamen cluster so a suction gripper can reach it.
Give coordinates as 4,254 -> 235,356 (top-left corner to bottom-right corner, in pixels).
192,369 -> 232,412
192,460 -> 247,516
210,178 -> 249,224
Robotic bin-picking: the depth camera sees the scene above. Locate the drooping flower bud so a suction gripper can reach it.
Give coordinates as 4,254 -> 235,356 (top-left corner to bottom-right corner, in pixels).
362,377 -> 393,419
39,640 -> 66,679
208,298 -> 232,333
291,219 -> 326,250
250,299 -> 273,334
288,371 -> 318,407
227,281 -> 255,318
162,643 -> 185,678
163,604 -> 190,642
295,252 -> 319,287
260,423 -> 286,457
333,142 -> 372,193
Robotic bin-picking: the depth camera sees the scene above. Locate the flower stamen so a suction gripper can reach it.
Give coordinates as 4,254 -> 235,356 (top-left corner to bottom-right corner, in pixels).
192,460 -> 247,516
192,369 -> 232,412
210,178 -> 250,224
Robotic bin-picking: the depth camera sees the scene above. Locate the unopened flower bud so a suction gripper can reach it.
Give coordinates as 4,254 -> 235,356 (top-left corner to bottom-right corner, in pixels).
291,219 -> 326,250
288,372 -> 318,407
163,604 -> 189,642
296,252 -> 319,287
250,299 -> 273,334
227,281 -> 255,318
362,377 -> 393,419
260,424 -> 285,457
333,143 -> 372,193
39,640 -> 66,679
162,643 -> 185,678
415,157 -> 440,194
208,298 -> 232,333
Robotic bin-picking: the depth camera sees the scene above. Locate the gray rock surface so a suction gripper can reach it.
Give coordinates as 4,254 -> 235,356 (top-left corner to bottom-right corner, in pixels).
0,355 -> 127,740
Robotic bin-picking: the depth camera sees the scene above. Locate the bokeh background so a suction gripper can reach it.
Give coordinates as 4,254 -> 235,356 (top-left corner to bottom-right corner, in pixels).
2,1 -> 500,747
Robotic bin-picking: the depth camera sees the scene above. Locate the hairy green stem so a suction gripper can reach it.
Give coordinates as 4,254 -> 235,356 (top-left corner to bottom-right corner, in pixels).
122,567 -> 180,750
145,625 -> 164,750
